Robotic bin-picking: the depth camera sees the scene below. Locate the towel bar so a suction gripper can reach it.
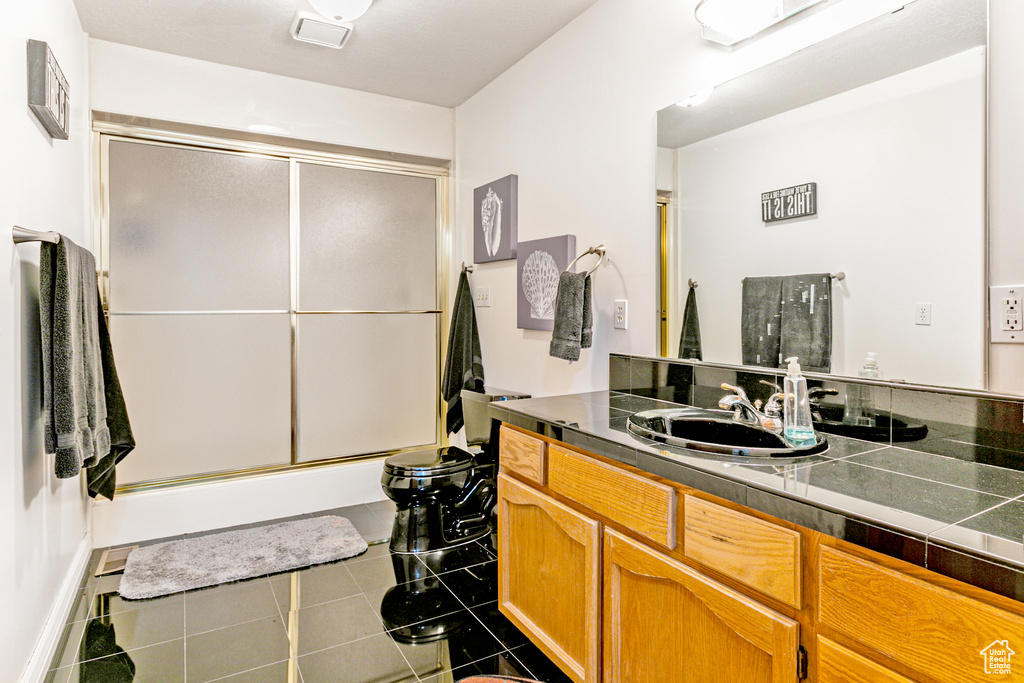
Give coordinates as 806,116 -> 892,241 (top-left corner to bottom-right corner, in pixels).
566,244 -> 606,276
12,225 -> 60,244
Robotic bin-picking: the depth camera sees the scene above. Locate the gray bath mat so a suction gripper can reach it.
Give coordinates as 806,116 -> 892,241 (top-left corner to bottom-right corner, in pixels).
118,515 -> 368,600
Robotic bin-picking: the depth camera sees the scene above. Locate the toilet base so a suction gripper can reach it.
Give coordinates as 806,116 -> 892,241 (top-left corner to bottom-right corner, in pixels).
388,504 -> 492,555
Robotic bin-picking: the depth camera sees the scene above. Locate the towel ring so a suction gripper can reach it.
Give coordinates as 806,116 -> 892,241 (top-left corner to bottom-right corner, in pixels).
566,245 -> 606,276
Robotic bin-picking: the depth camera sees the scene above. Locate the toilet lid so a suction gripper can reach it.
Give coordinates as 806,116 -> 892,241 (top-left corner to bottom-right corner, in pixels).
383,446 -> 474,476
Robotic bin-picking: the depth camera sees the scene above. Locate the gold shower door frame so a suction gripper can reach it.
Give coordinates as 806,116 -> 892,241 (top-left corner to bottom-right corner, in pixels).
92,116 -> 452,494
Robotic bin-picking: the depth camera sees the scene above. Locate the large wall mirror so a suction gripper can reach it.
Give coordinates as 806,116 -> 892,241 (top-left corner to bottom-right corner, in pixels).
658,0 -> 989,391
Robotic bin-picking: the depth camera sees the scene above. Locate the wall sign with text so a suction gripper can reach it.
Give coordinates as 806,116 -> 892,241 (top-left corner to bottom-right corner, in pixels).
761,183 -> 816,223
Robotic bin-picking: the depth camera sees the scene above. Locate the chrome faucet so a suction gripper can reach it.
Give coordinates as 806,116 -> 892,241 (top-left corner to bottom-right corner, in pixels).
719,383 -> 784,434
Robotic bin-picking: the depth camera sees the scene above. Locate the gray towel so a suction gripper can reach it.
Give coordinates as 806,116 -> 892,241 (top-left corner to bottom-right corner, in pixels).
549,271 -> 590,362
580,274 -> 593,349
87,289 -> 135,500
741,276 -> 783,368
780,273 -> 832,372
678,284 -> 702,360
442,270 -> 484,435
40,237 -> 110,478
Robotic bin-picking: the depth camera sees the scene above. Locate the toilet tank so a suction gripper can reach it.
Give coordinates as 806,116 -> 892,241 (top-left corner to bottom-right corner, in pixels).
460,387 -> 530,446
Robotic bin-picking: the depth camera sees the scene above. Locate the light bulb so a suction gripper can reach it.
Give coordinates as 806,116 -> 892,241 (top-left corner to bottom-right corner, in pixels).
307,0 -> 372,22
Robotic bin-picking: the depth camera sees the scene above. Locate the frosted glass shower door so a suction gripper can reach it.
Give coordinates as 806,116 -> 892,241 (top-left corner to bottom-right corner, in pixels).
297,163 -> 437,311
107,140 -> 291,312
295,162 -> 441,462
105,139 -> 292,485
295,314 -> 438,461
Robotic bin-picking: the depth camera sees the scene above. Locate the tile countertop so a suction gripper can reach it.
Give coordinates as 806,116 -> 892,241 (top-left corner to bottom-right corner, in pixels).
489,391 -> 1024,604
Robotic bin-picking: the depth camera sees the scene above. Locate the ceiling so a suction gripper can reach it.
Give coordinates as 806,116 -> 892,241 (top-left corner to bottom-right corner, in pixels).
658,0 -> 986,149
72,0 -> 601,108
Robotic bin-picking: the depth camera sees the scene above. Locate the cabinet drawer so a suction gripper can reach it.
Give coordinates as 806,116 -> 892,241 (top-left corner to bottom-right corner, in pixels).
684,495 -> 802,608
499,426 -> 547,486
547,444 -> 676,549
819,546 -> 1024,683
817,637 -> 913,683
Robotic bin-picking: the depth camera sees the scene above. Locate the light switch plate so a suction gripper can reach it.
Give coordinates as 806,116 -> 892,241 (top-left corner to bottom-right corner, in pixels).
474,286 -> 491,308
991,285 -> 1024,343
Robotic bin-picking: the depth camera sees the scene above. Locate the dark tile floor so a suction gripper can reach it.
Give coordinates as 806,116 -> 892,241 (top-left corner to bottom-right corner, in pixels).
45,500 -> 572,683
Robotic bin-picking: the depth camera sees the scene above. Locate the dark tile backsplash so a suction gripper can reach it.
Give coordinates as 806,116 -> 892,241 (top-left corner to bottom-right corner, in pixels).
614,354 -> 1024,474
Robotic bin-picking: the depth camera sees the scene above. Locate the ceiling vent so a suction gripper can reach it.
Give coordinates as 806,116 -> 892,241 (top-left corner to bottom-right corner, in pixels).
291,11 -> 352,49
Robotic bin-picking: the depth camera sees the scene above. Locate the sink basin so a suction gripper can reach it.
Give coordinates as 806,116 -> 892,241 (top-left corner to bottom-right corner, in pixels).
627,407 -> 829,458
812,404 -> 928,443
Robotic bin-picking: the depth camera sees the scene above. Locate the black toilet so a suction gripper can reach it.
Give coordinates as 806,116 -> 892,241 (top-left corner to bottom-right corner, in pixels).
381,388 -> 527,554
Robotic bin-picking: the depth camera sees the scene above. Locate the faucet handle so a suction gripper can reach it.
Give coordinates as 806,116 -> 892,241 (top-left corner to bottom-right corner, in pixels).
720,382 -> 748,401
760,379 -> 783,393
764,392 -> 785,418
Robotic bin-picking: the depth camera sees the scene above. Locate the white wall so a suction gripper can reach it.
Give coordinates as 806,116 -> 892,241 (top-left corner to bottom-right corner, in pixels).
672,49 -> 985,388
454,0 -> 698,396
90,39 -> 453,159
1,1 -> 92,680
989,0 -> 1024,395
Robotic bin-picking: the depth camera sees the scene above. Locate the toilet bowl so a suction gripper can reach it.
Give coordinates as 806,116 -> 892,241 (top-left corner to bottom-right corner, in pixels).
381,388 -> 527,554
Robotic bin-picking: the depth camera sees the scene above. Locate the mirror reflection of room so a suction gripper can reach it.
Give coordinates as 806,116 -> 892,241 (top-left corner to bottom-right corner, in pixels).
659,0 -> 986,389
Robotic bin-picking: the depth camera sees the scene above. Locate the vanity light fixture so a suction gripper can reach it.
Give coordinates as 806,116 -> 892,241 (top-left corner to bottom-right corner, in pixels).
695,0 -> 827,46
291,11 -> 353,49
307,0 -> 372,22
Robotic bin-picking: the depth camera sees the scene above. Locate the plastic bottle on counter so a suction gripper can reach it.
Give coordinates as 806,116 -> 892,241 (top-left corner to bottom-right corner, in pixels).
843,352 -> 883,427
783,356 -> 816,447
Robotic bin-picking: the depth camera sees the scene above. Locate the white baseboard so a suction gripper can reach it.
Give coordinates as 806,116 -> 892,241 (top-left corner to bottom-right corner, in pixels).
92,458 -> 388,548
20,536 -> 92,683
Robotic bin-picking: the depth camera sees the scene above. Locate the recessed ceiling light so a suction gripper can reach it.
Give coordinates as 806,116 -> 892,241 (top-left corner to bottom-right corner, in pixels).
291,11 -> 352,49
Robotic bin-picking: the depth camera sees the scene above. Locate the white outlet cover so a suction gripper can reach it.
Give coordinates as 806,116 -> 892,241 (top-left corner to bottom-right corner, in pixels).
991,285 -> 1024,343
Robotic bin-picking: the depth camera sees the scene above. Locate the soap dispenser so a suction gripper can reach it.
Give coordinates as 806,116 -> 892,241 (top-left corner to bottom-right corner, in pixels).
843,352 -> 883,427
783,356 -> 816,446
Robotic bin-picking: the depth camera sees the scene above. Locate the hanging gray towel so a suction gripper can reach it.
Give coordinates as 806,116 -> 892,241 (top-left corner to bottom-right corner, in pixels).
678,284 -> 702,360
442,270 -> 485,436
780,273 -> 832,372
580,274 -> 593,349
549,271 -> 590,362
40,237 -> 110,479
741,276 -> 783,368
86,290 -> 135,501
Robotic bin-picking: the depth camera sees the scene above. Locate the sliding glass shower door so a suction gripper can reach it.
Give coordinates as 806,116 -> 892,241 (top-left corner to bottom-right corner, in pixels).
99,131 -> 446,489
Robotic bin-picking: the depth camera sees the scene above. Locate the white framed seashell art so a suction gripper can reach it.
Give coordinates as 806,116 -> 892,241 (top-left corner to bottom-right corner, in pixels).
516,234 -> 576,331
473,174 -> 518,263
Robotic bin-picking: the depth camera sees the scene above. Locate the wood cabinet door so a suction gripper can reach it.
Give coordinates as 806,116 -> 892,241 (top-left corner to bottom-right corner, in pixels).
604,527 -> 801,683
497,473 -> 601,683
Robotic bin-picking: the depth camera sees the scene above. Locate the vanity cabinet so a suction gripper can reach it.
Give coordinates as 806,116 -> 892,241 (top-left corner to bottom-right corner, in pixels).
604,527 -> 800,683
497,426 -> 803,683
497,422 -> 1024,683
497,472 -> 601,683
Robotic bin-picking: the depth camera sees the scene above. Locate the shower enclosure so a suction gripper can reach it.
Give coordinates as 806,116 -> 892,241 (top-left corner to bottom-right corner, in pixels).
94,118 -> 449,490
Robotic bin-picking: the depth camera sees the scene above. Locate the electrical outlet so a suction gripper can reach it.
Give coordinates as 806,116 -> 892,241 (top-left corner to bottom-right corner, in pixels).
915,303 -> 931,326
614,299 -> 628,330
1002,297 -> 1022,331
474,286 -> 490,308
991,285 -> 1024,343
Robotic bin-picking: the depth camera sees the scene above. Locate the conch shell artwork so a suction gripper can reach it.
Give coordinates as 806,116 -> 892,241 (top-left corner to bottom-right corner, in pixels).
480,188 -> 503,257
521,250 -> 560,319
